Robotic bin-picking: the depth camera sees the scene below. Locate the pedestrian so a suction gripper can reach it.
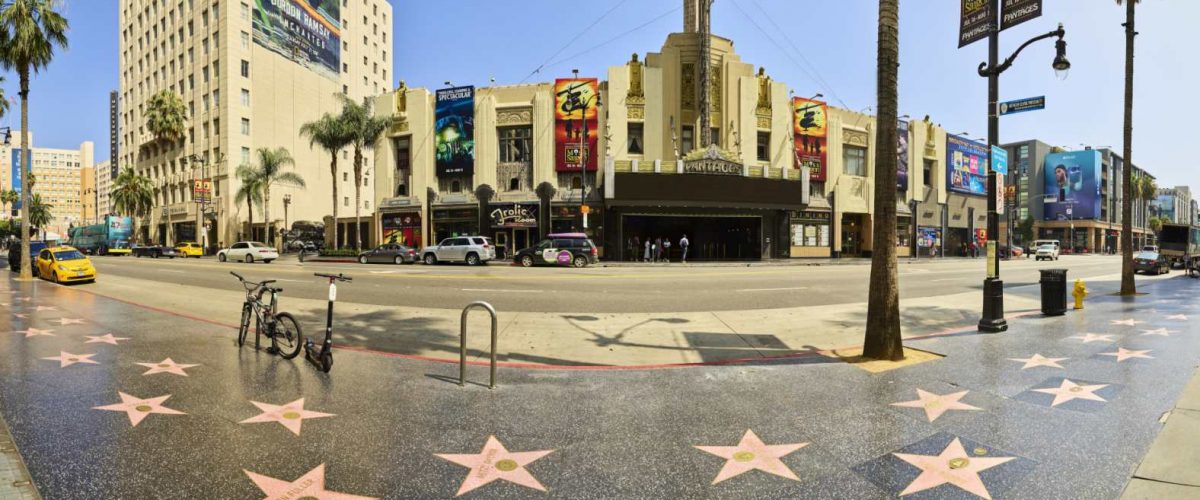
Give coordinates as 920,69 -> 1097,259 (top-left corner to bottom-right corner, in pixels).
644,239 -> 651,262
651,240 -> 658,262
680,234 -> 690,263
632,236 -> 640,262
655,237 -> 663,262
663,238 -> 672,263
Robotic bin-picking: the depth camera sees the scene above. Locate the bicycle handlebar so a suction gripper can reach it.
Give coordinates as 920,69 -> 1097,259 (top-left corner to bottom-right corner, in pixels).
315,273 -> 352,282
230,271 -> 244,280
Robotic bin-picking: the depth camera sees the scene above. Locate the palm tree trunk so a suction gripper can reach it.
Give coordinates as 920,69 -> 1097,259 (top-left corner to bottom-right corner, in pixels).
247,198 -> 254,241
863,0 -> 903,361
354,149 -> 363,251
263,185 -> 271,250
330,156 -> 339,250
1119,0 -> 1137,295
17,69 -> 32,281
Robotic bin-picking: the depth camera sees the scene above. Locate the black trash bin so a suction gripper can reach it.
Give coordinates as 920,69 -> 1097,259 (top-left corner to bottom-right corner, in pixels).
1039,269 -> 1069,316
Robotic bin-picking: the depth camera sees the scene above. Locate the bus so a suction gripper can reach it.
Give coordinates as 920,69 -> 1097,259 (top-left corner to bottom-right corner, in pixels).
68,216 -> 134,255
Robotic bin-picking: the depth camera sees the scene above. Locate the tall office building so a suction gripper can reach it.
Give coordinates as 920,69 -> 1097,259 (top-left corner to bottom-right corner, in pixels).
96,160 -> 114,217
110,90 -> 120,180
0,131 -> 95,236
118,0 -> 394,248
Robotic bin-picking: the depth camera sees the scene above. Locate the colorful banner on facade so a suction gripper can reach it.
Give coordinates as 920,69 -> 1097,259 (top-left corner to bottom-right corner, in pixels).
252,0 -> 341,81
381,212 -> 422,246
435,86 -> 476,177
959,0 -> 993,48
1001,0 -> 1042,31
192,178 -> 213,204
554,78 -> 599,173
946,134 -> 988,196
1043,150 -> 1102,221
897,120 -> 910,191
793,97 -> 828,181
9,149 -> 21,210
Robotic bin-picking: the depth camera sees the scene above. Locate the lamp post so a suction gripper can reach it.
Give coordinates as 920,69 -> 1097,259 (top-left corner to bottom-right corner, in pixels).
570,69 -> 602,233
975,9 -> 1070,333
283,194 -> 292,252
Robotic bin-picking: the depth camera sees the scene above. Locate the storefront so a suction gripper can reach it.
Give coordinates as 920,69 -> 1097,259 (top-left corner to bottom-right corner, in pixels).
896,202 -> 912,257
917,227 -> 943,258
790,210 -> 831,258
431,207 -> 479,243
381,210 -> 422,247
173,221 -> 197,244
488,202 -> 538,258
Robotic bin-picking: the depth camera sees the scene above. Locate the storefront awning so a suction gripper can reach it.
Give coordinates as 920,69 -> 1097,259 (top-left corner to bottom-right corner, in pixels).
897,200 -> 912,216
807,192 -> 831,211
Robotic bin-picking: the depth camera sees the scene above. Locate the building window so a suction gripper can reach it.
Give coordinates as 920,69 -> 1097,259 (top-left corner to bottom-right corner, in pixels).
240,60 -> 249,78
711,128 -> 721,147
498,126 -> 532,163
240,118 -> 250,135
450,180 -> 461,193
844,145 -> 867,176
240,31 -> 249,49
681,125 -> 694,154
240,2 -> 249,21
509,177 -> 520,191
343,196 -> 349,207
343,172 -> 348,182
240,88 -> 250,106
627,123 -> 644,155
756,131 -> 770,162
923,159 -> 934,187
241,147 -> 250,164
395,184 -> 408,197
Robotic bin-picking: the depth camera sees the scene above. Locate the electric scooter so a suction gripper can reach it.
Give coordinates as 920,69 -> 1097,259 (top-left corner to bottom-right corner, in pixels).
306,273 -> 351,372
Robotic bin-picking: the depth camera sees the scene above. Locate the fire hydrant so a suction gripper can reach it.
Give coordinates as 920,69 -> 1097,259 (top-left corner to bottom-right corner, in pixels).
1073,279 -> 1088,310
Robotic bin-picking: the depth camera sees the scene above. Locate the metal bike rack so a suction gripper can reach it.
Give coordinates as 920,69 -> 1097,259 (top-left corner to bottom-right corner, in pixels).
460,301 -> 499,389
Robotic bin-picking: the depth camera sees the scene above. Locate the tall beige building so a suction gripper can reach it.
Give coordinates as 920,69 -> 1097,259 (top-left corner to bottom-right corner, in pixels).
96,160 -> 114,217
118,0 -> 393,249
0,131 -> 95,237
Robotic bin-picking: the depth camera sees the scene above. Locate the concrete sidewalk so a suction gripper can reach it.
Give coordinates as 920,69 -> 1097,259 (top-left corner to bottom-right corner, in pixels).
1122,367 -> 1200,498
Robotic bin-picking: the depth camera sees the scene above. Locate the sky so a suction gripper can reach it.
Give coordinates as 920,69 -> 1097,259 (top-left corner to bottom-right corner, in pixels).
3,1 -> 1196,191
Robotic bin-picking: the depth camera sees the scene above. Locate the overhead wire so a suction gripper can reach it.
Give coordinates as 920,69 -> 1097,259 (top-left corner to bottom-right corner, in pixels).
748,0 -> 851,109
518,0 -> 633,84
540,6 -> 682,73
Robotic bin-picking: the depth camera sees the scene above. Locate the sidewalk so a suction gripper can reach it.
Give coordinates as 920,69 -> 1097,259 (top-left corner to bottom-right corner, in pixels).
1122,366 -> 1200,498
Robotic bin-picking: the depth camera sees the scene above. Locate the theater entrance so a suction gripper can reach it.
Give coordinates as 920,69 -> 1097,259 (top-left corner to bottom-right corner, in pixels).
621,214 -> 762,261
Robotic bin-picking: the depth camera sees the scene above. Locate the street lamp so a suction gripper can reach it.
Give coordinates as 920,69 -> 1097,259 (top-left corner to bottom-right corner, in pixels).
283,194 -> 292,252
976,11 -> 1070,333
570,68 -> 602,233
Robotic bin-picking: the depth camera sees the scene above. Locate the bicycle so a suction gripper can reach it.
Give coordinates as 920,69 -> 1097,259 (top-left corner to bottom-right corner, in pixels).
231,271 -> 304,359
305,273 -> 352,372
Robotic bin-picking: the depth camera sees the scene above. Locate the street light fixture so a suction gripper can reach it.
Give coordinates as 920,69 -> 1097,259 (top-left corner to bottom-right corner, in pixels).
283,194 -> 292,251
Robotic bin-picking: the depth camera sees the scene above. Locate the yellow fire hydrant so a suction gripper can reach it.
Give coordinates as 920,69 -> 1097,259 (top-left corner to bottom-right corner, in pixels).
1073,279 -> 1088,310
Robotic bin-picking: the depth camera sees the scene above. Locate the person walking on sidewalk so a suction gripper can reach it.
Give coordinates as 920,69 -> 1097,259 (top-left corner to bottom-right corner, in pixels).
680,234 -> 690,263
654,237 -> 663,262
663,238 -> 672,263
632,236 -> 641,262
644,239 -> 651,262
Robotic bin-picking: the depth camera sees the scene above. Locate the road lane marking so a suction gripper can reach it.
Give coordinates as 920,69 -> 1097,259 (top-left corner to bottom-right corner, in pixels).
736,287 -> 809,292
461,288 -> 540,293
159,269 -> 185,274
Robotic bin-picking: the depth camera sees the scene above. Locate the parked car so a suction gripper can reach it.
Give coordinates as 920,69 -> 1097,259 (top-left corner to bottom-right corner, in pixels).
512,233 -> 599,268
217,241 -> 279,263
287,239 -> 319,253
1035,244 -> 1060,261
421,236 -> 496,266
358,243 -> 418,264
175,242 -> 203,258
1133,251 -> 1170,275
7,240 -> 48,272
1142,245 -> 1159,253
35,246 -> 96,284
133,245 -> 180,259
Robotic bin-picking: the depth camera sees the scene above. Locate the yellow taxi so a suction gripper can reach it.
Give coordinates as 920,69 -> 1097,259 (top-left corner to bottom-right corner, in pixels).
175,242 -> 203,258
36,246 -> 97,284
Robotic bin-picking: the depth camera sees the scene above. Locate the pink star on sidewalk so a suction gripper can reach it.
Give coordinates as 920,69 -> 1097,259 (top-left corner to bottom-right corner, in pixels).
1009,354 -> 1067,370
12,312 -> 27,318
41,351 -> 98,367
54,318 -> 85,326
244,464 -> 376,500
12,328 -> 54,338
1110,319 -> 1142,326
695,429 -> 808,484
93,392 -> 185,426
33,305 -> 55,311
891,389 -> 982,422
1099,348 -> 1153,362
435,436 -> 554,496
1167,314 -> 1189,320
85,333 -> 130,345
893,437 -> 1015,498
1069,333 -> 1115,343
1141,328 -> 1177,337
136,358 -> 199,376
239,398 -> 333,435
1033,379 -> 1109,407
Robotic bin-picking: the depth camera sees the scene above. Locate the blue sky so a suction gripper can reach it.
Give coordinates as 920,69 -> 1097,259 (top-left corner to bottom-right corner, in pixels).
3,1 -> 1195,190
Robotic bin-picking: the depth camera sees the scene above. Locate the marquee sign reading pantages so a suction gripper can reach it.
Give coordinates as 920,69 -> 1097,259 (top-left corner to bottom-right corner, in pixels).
683,145 -> 744,176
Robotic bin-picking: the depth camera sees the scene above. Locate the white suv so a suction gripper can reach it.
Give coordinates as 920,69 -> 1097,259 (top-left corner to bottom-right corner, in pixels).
422,236 -> 496,266
218,241 -> 279,263
1035,244 -> 1060,261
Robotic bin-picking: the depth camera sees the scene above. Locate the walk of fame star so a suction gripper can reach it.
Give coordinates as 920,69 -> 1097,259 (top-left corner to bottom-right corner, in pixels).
1110,319 -> 1142,326
1009,354 -> 1067,370
891,389 -> 982,422
12,328 -> 54,338
136,358 -> 198,376
41,351 -> 98,367
1099,348 -> 1153,362
695,430 -> 808,484
435,436 -> 554,496
239,398 -> 333,435
1033,379 -> 1109,407
13,313 -> 27,318
85,334 -> 130,345
1167,314 -> 1189,320
1068,333 -> 1116,343
54,318 -> 85,325
33,305 -> 55,311
893,437 -> 1015,498
93,392 -> 185,426
1140,328 -> 1177,337
244,464 -> 376,500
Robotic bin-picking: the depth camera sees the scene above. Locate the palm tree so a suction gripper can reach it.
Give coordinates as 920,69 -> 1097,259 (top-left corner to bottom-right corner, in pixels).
27,193 -> 50,240
1117,0 -> 1140,295
0,0 -> 69,280
0,188 -> 17,216
239,147 -> 305,249
339,95 -> 390,250
300,112 -> 353,249
0,75 -> 9,119
145,89 -> 188,147
233,166 -> 264,241
862,0 -> 903,361
111,167 -> 154,244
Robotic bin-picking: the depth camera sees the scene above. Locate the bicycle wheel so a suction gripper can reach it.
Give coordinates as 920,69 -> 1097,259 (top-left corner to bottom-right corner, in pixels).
270,312 -> 304,359
237,302 -> 252,347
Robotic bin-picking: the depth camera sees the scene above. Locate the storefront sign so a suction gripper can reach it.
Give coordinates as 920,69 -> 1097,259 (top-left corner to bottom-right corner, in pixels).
554,78 -> 599,173
793,97 -> 828,181
253,0 -> 341,81
684,158 -> 742,176
959,0 -> 992,48
999,96 -> 1045,116
990,146 -> 1008,175
792,210 -> 831,222
1001,0 -> 1042,31
1043,150 -> 1102,221
489,204 -> 538,228
433,208 -> 477,220
897,120 -> 910,191
946,134 -> 988,196
435,86 -> 475,177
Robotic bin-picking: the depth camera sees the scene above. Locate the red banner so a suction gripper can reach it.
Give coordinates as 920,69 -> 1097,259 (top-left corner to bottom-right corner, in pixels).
793,97 -> 828,181
554,78 -> 599,172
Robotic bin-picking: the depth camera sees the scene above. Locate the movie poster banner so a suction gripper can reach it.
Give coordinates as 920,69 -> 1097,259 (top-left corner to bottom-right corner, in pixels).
793,98 -> 828,181
252,0 -> 341,81
10,149 -> 22,210
1043,150 -> 1101,221
946,134 -> 988,196
959,0 -> 992,48
435,86 -> 476,177
897,120 -> 910,191
554,78 -> 599,172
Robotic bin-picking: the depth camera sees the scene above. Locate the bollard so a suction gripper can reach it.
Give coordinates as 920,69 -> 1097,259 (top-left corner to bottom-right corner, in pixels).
460,301 -> 499,389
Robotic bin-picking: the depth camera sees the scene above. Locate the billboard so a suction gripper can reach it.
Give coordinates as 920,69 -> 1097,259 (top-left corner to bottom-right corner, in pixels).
10,149 -> 22,210
252,0 -> 342,82
1043,150 -> 1102,221
381,212 -> 421,247
793,98 -> 828,181
897,120 -> 909,191
107,216 -> 133,243
435,86 -> 476,177
946,134 -> 988,196
554,78 -> 599,173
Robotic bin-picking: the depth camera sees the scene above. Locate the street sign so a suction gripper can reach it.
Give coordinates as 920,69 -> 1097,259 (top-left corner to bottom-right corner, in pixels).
990,146 -> 1008,175
999,96 -> 1045,116
1001,0 -> 1042,31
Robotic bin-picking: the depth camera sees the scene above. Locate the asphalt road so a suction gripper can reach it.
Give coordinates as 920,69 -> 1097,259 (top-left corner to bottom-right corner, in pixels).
79,253 -> 1136,313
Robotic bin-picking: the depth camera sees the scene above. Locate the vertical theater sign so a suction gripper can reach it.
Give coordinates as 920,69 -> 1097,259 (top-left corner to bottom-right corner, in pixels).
554,78 -> 600,173
793,97 -> 828,181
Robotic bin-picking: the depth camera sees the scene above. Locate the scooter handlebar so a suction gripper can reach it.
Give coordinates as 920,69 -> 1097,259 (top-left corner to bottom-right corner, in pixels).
314,273 -> 352,282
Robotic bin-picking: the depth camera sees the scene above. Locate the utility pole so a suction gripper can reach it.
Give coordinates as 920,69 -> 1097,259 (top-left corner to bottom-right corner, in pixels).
698,0 -> 714,148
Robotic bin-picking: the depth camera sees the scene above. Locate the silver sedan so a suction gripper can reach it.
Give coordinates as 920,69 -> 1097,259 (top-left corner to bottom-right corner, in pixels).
357,244 -> 419,264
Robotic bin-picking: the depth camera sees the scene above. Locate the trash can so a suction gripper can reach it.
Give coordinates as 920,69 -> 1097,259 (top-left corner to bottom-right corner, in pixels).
1039,269 -> 1068,316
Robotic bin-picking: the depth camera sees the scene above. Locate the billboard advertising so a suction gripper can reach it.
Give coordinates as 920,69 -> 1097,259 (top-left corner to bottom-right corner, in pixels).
897,120 -> 909,191
554,78 -> 599,173
435,86 -> 476,177
1044,150 -> 1102,220
252,0 -> 342,82
793,97 -> 828,181
381,212 -> 421,247
9,149 -> 21,210
107,216 -> 133,243
946,134 -> 988,196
